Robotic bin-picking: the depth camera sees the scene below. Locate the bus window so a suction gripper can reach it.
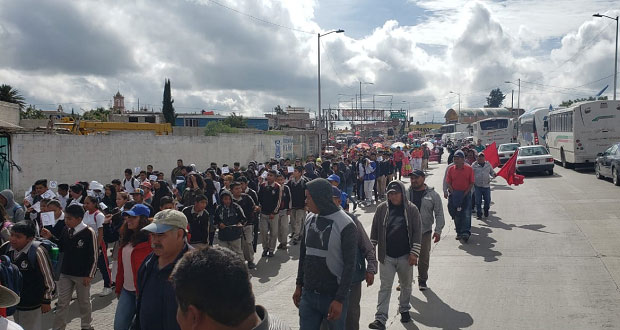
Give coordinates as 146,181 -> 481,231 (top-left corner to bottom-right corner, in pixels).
480,119 -> 508,130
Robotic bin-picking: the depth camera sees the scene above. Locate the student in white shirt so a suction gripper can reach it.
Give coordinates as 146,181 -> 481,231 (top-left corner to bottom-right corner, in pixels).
123,169 -> 140,194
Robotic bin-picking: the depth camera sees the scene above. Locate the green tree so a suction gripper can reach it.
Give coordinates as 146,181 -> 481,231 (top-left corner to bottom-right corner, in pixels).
486,88 -> 505,108
559,96 -> 607,107
82,107 -> 110,121
162,79 -> 176,125
20,105 -> 46,119
0,84 -> 26,109
204,121 -> 239,136
274,105 -> 285,115
222,112 -> 247,128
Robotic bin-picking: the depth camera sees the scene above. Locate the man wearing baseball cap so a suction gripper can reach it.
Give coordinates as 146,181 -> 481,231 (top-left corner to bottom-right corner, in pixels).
408,169 -> 444,291
130,188 -> 155,217
134,209 -> 193,330
369,180 -> 421,328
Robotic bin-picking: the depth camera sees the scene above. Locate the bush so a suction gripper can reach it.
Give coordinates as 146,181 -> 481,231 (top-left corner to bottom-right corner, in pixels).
204,121 -> 239,136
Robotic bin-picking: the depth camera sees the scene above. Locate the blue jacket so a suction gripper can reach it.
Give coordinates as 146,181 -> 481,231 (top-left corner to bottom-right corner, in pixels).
363,161 -> 377,181
133,243 -> 192,330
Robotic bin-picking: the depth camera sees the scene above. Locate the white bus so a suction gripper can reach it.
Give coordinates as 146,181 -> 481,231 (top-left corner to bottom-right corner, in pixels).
518,107 -> 552,146
472,117 -> 514,146
547,100 -> 620,167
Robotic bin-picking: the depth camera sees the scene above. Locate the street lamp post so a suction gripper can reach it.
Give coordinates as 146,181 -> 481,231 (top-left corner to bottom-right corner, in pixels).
593,13 -> 618,100
449,91 -> 461,123
504,79 -> 520,117
318,29 -> 344,150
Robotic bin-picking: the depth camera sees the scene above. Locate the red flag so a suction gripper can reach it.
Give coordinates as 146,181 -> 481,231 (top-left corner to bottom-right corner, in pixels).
483,142 -> 500,168
497,150 -> 525,186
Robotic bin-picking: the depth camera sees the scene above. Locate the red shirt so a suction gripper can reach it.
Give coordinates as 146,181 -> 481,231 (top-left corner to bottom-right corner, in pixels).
393,150 -> 404,162
446,164 -> 474,191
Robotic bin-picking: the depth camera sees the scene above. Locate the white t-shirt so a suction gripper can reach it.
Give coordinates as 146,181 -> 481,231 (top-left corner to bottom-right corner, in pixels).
122,244 -> 136,291
123,178 -> 139,193
83,210 -> 104,239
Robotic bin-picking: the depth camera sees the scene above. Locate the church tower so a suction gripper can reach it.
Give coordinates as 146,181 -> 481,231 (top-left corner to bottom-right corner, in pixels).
113,91 -> 125,113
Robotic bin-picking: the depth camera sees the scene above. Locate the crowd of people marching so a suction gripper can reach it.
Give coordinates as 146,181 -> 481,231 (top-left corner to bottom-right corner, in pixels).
0,138 -> 501,330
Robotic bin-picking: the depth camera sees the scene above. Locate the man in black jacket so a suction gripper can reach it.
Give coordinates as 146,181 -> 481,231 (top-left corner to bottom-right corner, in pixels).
292,178 -> 357,330
135,209 -> 192,330
257,170 -> 282,258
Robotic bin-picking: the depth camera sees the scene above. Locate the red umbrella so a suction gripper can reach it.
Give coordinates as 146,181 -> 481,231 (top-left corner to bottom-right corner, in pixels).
356,142 -> 370,149
372,142 -> 384,148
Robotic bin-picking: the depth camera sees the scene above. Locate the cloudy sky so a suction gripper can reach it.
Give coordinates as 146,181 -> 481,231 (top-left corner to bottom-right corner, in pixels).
0,0 -> 619,123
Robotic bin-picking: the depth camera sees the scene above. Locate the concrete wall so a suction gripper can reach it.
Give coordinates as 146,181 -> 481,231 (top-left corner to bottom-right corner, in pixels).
9,131 -> 314,197
0,101 -> 20,126
18,119 -> 49,130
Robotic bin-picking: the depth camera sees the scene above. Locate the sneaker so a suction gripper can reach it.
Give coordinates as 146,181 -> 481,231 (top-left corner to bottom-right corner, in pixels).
368,320 -> 385,329
71,291 -> 77,300
261,250 -> 268,257
247,262 -> 256,269
419,280 -> 428,291
455,235 -> 461,240
99,287 -> 113,297
290,238 -> 298,245
484,211 -> 489,218
476,214 -> 482,220
400,312 -> 411,323
462,235 -> 470,243
277,243 -> 287,250
267,251 -> 275,257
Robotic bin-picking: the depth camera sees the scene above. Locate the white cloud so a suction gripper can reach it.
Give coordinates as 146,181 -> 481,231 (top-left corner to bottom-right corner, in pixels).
0,0 -> 618,125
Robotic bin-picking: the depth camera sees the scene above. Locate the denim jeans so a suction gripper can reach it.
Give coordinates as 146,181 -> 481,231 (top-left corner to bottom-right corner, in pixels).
375,255 -> 413,325
474,186 -> 491,217
299,289 -> 349,330
454,192 -> 472,237
114,289 -> 136,330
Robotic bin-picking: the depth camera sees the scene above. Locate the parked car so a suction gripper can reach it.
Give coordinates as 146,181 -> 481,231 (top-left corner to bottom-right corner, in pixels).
594,142 -> 620,186
516,145 -> 554,175
498,143 -> 520,165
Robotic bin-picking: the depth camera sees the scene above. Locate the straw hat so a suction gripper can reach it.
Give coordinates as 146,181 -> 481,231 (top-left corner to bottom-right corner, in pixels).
0,285 -> 19,308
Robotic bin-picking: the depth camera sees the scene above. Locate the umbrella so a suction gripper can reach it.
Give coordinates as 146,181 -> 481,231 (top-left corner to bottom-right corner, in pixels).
356,143 -> 370,149
391,142 -> 406,149
372,142 -> 384,148
423,141 -> 434,149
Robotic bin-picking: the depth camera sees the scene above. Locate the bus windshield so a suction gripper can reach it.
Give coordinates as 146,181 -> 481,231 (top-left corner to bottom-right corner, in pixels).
480,119 -> 508,130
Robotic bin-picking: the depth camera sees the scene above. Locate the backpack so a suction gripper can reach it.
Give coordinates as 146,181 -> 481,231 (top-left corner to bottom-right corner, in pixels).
28,238 -> 58,279
0,254 -> 22,316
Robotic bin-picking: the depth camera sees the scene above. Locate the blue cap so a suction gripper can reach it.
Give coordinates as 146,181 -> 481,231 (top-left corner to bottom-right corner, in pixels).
454,150 -> 465,158
327,174 -> 341,183
122,204 -> 151,217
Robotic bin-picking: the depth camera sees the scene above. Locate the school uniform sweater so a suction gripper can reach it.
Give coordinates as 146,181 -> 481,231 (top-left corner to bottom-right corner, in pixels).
0,241 -> 55,311
287,176 -> 308,209
258,182 -> 282,215
59,222 -> 98,278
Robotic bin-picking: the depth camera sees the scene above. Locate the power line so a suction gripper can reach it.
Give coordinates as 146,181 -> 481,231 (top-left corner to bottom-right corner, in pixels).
206,0 -> 314,34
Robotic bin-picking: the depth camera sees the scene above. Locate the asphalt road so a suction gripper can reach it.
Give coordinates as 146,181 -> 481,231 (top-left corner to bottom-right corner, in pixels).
37,161 -> 620,329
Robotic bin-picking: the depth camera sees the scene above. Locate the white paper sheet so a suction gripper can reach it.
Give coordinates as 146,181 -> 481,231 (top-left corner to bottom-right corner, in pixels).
41,211 -> 55,227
